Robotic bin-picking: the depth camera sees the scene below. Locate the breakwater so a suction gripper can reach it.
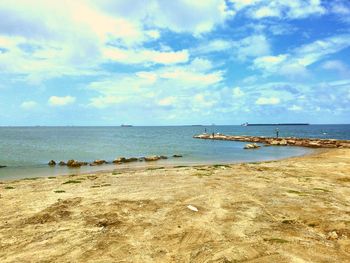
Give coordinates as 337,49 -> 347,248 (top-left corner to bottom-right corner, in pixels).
194,133 -> 350,148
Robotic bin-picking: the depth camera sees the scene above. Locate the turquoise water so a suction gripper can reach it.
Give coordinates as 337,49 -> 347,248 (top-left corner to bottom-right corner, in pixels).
0,125 -> 349,180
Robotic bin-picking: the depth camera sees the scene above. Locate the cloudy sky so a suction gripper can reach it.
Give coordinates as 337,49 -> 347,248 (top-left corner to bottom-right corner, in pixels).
0,0 -> 350,125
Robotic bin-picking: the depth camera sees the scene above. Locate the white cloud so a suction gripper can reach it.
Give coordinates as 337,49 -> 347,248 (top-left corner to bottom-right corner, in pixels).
234,34 -> 270,60
20,100 -> 38,109
231,0 -> 326,19
89,96 -> 126,108
194,39 -> 232,54
232,87 -> 245,97
193,94 -> 217,109
330,1 -> 350,22
48,96 -> 76,106
253,6 -> 280,18
288,105 -> 303,111
255,97 -> 280,105
253,34 -> 350,77
87,57 -> 223,108
195,34 -> 270,59
0,0 -> 233,81
230,0 -> 263,10
91,0 -> 233,35
158,96 -> 177,106
189,58 -> 213,72
253,54 -> 287,71
103,47 -> 189,65
322,60 -> 349,76
160,69 -> 223,87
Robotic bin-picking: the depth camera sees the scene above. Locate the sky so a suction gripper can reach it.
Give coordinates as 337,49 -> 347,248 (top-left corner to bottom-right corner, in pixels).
0,0 -> 350,126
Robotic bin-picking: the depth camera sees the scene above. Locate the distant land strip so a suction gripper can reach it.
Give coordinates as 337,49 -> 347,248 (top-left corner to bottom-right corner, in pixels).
246,123 -> 309,126
193,133 -> 350,148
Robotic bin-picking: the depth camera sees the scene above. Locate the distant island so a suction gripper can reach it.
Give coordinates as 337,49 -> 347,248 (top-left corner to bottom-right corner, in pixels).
121,124 -> 133,127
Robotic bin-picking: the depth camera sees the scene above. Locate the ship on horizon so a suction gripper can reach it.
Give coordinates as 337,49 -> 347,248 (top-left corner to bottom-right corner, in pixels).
241,122 -> 309,126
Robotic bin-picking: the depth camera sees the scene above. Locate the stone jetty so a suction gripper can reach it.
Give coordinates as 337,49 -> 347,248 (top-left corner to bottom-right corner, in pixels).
47,154 -> 183,167
193,133 -> 350,148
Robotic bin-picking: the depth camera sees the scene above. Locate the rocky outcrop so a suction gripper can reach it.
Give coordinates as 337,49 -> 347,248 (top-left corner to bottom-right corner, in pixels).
194,134 -> 350,148
113,157 -> 138,164
0,165 -> 6,168
144,155 -> 168,162
48,160 -> 56,166
244,143 -> 260,149
90,160 -> 107,166
67,160 -> 88,168
45,153 -> 177,168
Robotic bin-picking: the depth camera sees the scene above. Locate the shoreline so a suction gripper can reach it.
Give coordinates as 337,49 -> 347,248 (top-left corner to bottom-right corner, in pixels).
0,146 -> 316,182
1,148 -> 350,262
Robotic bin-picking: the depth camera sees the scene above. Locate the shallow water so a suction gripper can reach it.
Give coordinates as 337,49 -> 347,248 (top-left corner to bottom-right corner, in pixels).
0,125 -> 349,180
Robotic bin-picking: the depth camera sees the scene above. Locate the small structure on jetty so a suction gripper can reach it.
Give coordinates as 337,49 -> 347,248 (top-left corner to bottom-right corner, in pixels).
193,133 -> 350,148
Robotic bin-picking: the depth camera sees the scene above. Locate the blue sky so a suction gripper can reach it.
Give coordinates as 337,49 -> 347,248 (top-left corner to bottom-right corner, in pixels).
0,0 -> 350,125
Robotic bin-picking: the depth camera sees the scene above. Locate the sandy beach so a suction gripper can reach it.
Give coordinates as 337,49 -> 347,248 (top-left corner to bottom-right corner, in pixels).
1,149 -> 350,262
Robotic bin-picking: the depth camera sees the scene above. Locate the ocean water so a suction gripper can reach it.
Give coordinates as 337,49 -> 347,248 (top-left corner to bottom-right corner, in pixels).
0,125 -> 349,180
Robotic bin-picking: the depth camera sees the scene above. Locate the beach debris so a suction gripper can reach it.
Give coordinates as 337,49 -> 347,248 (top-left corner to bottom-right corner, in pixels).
244,143 -> 260,149
59,161 -> 66,166
113,157 -> 138,164
173,154 -> 183,158
327,231 -> 339,240
0,165 -> 6,168
90,159 -> 107,166
67,160 -> 88,168
48,160 -> 56,166
187,205 -> 199,212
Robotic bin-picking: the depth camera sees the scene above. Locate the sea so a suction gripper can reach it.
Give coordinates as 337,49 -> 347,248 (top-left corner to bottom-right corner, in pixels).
0,125 -> 349,180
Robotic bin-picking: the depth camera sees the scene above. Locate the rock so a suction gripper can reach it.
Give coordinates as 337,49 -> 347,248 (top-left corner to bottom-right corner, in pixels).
287,140 -> 296,145
279,139 -> 288,145
144,156 -> 162,161
90,159 -> 107,166
59,161 -> 66,166
187,205 -> 198,212
308,141 -> 322,147
173,154 -> 183,158
113,157 -> 138,164
48,160 -> 56,166
125,157 -> 138,162
269,140 -> 280,145
67,160 -> 87,168
160,155 -> 168,160
0,165 -> 6,168
67,160 -> 75,167
113,157 -> 126,164
244,143 -> 260,149
327,231 -> 338,240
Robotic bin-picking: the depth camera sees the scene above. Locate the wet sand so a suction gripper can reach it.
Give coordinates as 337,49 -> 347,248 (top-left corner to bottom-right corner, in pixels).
1,149 -> 350,262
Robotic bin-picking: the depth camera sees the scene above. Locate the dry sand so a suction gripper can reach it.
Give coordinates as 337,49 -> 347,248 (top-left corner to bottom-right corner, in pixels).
1,149 -> 350,262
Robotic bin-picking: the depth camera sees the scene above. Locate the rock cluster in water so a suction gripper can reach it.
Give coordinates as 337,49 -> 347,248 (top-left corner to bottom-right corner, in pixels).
194,134 -> 350,148
48,154 -> 182,167
244,143 -> 261,149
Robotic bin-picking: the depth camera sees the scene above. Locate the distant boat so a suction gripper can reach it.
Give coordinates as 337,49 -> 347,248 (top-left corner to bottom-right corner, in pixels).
247,123 -> 309,126
241,122 -> 248,126
121,124 -> 133,127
